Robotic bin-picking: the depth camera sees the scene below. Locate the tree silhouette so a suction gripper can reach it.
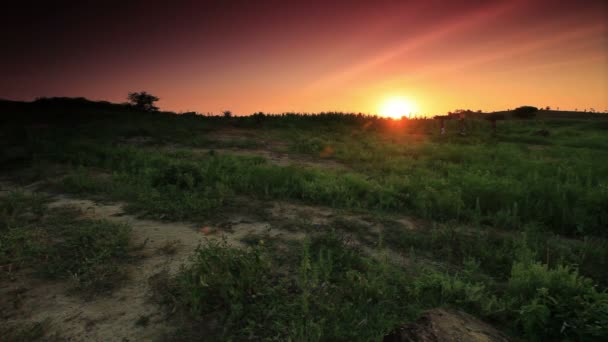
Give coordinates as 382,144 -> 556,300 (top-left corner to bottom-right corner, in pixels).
127,91 -> 159,111
513,106 -> 538,119
222,110 -> 233,118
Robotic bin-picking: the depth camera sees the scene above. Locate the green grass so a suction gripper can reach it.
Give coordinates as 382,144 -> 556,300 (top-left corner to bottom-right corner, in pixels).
23,114 -> 606,238
50,135 -> 607,237
0,191 -> 132,294
3,105 -> 608,340
155,232 -> 607,341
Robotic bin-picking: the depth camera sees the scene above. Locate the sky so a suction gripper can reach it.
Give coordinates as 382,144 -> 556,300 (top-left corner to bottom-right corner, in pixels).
1,0 -> 607,116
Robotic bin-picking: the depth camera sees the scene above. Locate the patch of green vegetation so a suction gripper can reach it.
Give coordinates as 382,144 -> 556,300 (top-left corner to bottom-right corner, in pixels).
507,261 -> 608,340
30,117 -> 607,238
156,232 -> 607,341
382,219 -> 608,286
0,191 -> 131,294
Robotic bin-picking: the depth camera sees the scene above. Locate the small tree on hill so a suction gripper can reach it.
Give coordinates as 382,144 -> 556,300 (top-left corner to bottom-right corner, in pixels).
513,106 -> 538,119
127,91 -> 159,112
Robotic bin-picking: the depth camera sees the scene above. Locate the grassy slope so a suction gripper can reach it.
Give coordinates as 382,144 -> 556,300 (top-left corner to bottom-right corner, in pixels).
2,100 -> 608,340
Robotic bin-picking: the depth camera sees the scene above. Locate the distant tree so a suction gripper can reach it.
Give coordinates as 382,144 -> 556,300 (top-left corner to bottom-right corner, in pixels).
512,106 -> 538,119
222,110 -> 233,118
545,106 -> 551,110
252,112 -> 266,124
127,91 -> 159,111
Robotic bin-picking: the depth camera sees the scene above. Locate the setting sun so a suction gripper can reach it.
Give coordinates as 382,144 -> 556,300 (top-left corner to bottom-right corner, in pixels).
379,97 -> 417,118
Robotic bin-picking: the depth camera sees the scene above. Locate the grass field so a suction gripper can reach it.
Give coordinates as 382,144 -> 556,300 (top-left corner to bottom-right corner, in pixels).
1,99 -> 607,340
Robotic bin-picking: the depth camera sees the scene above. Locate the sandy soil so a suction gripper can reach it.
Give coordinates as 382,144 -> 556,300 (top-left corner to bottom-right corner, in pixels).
384,308 -> 510,342
1,195 -> 207,340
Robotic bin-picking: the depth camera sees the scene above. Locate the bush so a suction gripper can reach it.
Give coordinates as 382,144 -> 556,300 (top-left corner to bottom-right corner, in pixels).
154,162 -> 204,190
507,261 -> 608,340
164,233 -> 416,340
513,106 -> 538,119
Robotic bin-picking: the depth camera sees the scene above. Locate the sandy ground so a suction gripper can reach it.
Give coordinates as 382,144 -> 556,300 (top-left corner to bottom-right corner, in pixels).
1,194 -> 206,340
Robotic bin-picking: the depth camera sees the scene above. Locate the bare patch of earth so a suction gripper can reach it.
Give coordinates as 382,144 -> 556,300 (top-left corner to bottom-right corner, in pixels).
178,146 -> 349,170
384,308 -> 510,342
121,129 -> 349,170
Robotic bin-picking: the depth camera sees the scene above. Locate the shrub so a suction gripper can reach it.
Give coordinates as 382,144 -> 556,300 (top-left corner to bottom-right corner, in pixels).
153,162 -> 204,190
165,233 -> 416,340
507,261 -> 608,340
513,106 -> 538,119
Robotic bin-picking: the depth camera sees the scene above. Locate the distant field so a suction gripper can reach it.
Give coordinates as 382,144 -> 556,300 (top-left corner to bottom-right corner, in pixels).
1,99 -> 607,341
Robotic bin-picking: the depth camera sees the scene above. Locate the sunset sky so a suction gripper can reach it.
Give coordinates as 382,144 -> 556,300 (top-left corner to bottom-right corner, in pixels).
1,0 -> 607,116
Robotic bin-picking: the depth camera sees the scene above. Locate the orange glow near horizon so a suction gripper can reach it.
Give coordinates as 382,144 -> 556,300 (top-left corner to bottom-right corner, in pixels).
1,1 -> 606,115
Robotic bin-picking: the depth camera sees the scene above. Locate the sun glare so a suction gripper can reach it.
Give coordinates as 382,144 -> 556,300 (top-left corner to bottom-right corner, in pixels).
379,97 -> 417,118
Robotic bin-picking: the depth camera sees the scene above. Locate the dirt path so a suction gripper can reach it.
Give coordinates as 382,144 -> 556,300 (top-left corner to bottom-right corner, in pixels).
1,195 -> 210,340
